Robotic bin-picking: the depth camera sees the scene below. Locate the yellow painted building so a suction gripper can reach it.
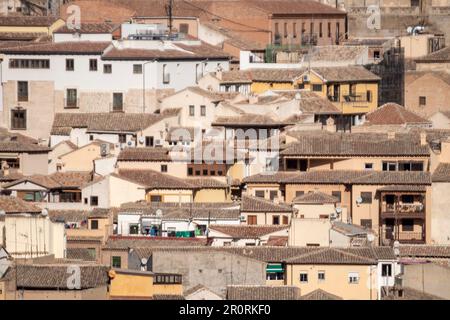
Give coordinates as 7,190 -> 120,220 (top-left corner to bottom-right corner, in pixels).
293,67 -> 380,115
0,16 -> 65,38
251,81 -> 294,94
108,269 -> 183,299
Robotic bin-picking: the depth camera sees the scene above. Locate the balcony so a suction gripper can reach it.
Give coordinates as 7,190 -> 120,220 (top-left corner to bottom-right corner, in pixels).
327,95 -> 339,102
343,92 -> 369,103
381,230 -> 425,245
381,203 -> 425,219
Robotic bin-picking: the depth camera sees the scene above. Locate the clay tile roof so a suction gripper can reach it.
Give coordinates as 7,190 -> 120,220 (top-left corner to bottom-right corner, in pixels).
0,32 -> 47,41
266,236 -> 288,247
285,248 -> 378,265
432,163 -> 450,182
117,148 -> 172,162
213,114 -> 291,127
399,245 -> 450,258
242,171 -> 299,184
281,132 -> 430,157
311,66 -> 381,82
66,248 -> 97,261
241,195 -> 292,212
300,289 -> 343,300
0,41 -> 111,55
102,41 -> 230,60
293,191 -> 339,204
55,23 -> 119,34
185,86 -> 240,101
0,196 -> 42,214
104,235 -> 209,250
365,103 -> 431,126
187,178 -> 229,189
416,46 -> 450,62
0,128 -> 50,152
0,16 -> 60,26
248,0 -> 346,15
0,170 -> 24,183
227,285 -> 301,300
14,264 -> 109,289
167,127 -> 196,142
117,169 -> 196,189
52,113 -> 169,133
3,171 -> 93,190
209,225 -> 288,239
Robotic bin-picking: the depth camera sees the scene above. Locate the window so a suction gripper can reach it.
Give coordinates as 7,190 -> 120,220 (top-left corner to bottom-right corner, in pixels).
90,220 -> 99,230
374,50 -> 381,59
348,272 -> 359,284
200,105 -> 206,117
282,216 -> 289,225
113,93 -> 123,112
189,105 -> 195,116
89,135 -> 94,141
187,167 -> 194,176
17,81 -> 28,102
145,136 -> 154,147
360,219 -> 372,229
9,59 -> 49,69
112,256 -> 121,268
382,264 -> 392,277
90,196 -> 99,206
284,22 -> 288,38
365,163 -> 373,170
295,191 -> 305,197
66,89 -> 78,108
87,248 -> 96,259
402,219 -> 414,232
11,109 -> 26,130
293,22 -> 297,38
103,64 -> 112,74
66,59 -> 74,71
401,195 -> 414,204
161,165 -> 168,173
150,195 -> 162,202
162,64 -> 170,84
383,162 -> 397,171
319,22 -> 323,37
89,59 -> 98,71
312,84 -> 323,92
195,63 -> 200,83
327,22 -> 331,37
118,134 -> 126,144
248,215 -> 257,225
319,215 -> 329,219
269,190 -> 278,200
255,190 -> 265,198
419,96 -> 426,106
129,224 -> 139,235
133,64 -> 142,74
179,23 -> 189,34
332,191 -> 342,203
272,216 -> 280,225
300,272 -> 308,283
361,192 -> 372,204
318,271 -> 325,281
366,90 -> 372,102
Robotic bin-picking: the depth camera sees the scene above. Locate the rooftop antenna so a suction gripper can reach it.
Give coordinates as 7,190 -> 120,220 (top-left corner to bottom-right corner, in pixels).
166,0 -> 174,37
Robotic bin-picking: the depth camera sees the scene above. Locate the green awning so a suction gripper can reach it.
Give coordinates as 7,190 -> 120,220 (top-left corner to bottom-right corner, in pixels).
266,263 -> 283,273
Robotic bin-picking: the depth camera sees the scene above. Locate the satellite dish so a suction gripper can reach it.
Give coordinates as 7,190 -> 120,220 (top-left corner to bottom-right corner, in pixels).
406,26 -> 413,34
356,197 -> 363,205
0,210 -> 5,216
367,234 -> 375,242
139,137 -> 145,145
141,258 -> 148,265
108,269 -> 117,279
41,209 -> 48,217
155,209 -> 163,217
335,207 -> 342,214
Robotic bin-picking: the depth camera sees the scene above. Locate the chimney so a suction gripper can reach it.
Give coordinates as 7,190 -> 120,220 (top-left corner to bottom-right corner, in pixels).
420,132 -> 427,146
388,131 -> 396,140
326,117 -> 336,133
216,70 -> 223,80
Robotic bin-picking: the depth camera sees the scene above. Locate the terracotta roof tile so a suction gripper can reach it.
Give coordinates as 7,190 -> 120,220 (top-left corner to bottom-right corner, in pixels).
0,41 -> 111,55
399,245 -> 450,258
365,103 -> 431,126
241,195 -> 292,212
416,46 -> 450,62
117,169 -> 195,189
266,236 -> 288,246
300,289 -> 343,300
14,264 -> 109,289
209,225 -> 288,238
432,163 -> 450,182
311,66 -> 381,82
3,171 -> 93,190
213,114 -> 292,127
227,285 -> 301,300
285,248 -> 378,265
293,191 -> 339,204
0,16 -> 60,26
55,23 -> 119,34
104,235 -> 209,250
117,148 -> 172,161
0,196 -> 42,214
66,248 -> 97,261
248,0 -> 346,15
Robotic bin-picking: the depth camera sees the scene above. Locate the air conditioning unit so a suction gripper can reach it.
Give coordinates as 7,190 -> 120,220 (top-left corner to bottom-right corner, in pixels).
330,212 -> 337,220
155,139 -> 163,147
240,216 -> 246,222
303,75 -> 310,82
